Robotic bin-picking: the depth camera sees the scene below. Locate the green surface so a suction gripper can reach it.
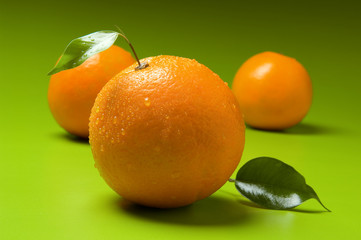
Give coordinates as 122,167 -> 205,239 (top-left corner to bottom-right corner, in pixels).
1,0 -> 361,239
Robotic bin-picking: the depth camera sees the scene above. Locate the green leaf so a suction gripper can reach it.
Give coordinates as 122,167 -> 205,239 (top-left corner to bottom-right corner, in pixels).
234,157 -> 330,211
48,30 -> 119,75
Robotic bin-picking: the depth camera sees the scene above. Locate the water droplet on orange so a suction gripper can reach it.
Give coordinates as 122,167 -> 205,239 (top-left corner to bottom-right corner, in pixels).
144,97 -> 151,107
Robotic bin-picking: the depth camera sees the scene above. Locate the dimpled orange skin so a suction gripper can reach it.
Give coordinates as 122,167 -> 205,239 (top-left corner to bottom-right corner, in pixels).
232,52 -> 312,130
89,55 -> 245,208
48,45 -> 135,138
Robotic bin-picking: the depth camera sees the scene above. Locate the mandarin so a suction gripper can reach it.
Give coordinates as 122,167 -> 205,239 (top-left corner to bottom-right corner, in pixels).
232,51 -> 312,130
89,55 -> 245,208
48,45 -> 135,138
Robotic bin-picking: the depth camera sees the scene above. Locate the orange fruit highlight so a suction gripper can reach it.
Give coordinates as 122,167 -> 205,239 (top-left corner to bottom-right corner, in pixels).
48,45 -> 135,138
89,55 -> 245,208
232,51 -> 312,130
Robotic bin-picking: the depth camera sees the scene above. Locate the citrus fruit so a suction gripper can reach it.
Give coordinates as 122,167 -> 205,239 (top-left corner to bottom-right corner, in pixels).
48,45 -> 135,138
232,51 -> 312,130
89,55 -> 245,208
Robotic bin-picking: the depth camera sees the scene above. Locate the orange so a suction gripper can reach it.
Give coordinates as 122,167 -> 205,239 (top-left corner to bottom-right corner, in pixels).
232,51 -> 312,130
89,55 -> 245,208
48,45 -> 135,138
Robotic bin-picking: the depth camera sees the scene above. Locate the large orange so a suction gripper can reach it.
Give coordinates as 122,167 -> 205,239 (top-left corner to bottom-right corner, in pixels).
232,51 -> 312,130
89,55 -> 245,208
48,45 -> 135,138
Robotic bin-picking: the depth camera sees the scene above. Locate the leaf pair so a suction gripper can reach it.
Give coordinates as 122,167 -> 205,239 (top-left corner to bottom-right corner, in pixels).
232,157 -> 330,211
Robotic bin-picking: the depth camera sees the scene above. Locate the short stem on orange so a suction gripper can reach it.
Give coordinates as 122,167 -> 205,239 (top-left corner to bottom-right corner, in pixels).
228,178 -> 236,183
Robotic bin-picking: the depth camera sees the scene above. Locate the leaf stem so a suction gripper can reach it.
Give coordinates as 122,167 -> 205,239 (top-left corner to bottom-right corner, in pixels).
228,178 -> 236,183
115,26 -> 148,70
128,42 -> 141,66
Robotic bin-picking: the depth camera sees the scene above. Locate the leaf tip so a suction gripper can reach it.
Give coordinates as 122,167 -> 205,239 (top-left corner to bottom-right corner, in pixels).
47,66 -> 62,76
319,201 -> 332,212
47,69 -> 55,76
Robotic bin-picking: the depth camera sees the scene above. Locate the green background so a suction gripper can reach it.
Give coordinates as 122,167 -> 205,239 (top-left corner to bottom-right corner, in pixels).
1,0 -> 360,239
